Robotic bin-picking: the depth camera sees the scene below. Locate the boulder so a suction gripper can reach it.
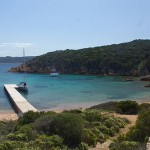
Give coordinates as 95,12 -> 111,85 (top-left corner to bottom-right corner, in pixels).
140,75 -> 150,81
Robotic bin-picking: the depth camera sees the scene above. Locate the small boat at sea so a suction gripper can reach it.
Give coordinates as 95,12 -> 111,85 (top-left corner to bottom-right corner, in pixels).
18,48 -> 28,91
125,79 -> 134,81
50,68 -> 59,77
145,84 -> 150,88
18,81 -> 28,91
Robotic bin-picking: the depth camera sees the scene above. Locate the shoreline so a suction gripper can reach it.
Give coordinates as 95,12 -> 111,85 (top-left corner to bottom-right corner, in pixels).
0,111 -> 18,121
0,99 -> 150,121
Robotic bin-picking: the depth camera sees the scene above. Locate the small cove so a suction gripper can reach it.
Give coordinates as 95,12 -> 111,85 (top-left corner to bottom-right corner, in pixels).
0,63 -> 150,112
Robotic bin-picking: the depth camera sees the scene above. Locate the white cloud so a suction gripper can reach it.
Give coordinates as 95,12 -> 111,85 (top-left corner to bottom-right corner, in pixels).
0,42 -> 35,48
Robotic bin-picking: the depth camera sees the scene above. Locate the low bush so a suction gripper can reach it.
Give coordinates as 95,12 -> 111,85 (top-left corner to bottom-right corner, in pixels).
139,103 -> 150,113
116,100 -> 139,114
81,110 -> 104,122
82,128 -> 98,147
18,111 -> 41,125
110,109 -> 150,150
127,109 -> 150,142
33,134 -> 64,149
0,121 -> 16,136
16,124 -> 37,141
50,113 -> 85,147
110,140 -> 138,150
0,109 -> 130,149
89,101 -> 117,111
34,115 -> 55,135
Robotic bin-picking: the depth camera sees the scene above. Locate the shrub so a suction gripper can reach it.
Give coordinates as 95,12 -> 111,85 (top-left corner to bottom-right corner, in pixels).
82,110 -> 104,122
139,103 -> 150,113
63,109 -> 83,114
50,113 -> 84,147
127,109 -> 150,142
16,124 -> 37,141
18,111 -> 41,125
34,134 -> 64,149
0,121 -> 16,136
89,101 -> 117,111
82,128 -> 98,147
111,109 -> 150,149
110,141 -> 138,150
78,142 -> 89,150
0,141 -> 14,150
116,100 -> 139,114
97,125 -> 110,135
7,133 -> 27,141
34,115 -> 55,135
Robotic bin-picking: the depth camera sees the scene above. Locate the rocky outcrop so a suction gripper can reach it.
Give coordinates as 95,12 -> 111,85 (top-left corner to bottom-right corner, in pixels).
140,75 -> 150,81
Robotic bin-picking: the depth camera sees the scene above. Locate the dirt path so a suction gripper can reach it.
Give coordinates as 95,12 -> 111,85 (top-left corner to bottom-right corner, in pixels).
90,113 -> 137,150
113,113 -> 137,137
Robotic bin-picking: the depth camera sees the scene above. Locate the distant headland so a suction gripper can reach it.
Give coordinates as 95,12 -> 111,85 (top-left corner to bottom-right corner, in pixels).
10,39 -> 150,77
0,56 -> 34,63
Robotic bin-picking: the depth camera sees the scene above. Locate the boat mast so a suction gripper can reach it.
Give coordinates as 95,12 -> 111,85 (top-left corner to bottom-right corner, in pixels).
23,48 -> 26,82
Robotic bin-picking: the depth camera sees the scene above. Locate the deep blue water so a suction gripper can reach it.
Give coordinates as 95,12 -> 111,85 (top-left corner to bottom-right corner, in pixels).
0,63 -> 150,112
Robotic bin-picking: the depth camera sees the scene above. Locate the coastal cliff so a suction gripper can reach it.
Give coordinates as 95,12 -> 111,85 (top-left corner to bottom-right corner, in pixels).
10,40 -> 150,76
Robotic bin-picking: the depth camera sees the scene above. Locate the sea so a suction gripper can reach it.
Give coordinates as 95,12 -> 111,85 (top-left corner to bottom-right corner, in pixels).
0,63 -> 150,112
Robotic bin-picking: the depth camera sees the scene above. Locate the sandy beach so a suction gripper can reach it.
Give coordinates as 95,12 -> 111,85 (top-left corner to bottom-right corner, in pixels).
0,111 -> 18,121
0,100 -> 150,121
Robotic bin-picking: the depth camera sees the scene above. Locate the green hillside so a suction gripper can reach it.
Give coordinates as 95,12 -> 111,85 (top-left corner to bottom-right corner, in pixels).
10,40 -> 150,76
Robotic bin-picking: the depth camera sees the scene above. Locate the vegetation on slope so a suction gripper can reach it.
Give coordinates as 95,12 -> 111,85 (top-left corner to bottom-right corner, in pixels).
89,100 -> 150,149
89,100 -> 150,150
90,100 -> 150,115
10,39 -> 150,76
0,110 -> 129,150
109,108 -> 150,150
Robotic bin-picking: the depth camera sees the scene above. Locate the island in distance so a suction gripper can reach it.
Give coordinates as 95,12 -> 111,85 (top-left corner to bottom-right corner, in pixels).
10,39 -> 150,77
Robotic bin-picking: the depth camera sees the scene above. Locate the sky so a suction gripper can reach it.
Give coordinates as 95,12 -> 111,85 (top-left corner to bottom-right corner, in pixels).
0,0 -> 150,56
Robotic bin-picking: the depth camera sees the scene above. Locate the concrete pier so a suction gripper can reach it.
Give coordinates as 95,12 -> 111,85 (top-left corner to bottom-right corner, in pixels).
4,84 -> 38,116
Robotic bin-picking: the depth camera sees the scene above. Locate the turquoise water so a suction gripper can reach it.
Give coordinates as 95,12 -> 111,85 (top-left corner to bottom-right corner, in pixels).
0,63 -> 150,112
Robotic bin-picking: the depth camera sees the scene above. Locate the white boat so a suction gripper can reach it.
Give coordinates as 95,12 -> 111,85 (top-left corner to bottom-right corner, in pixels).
18,48 -> 28,91
50,72 -> 59,77
50,68 -> 59,77
18,81 -> 28,91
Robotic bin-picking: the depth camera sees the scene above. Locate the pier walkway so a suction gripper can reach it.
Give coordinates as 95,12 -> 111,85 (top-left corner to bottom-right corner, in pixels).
4,84 -> 38,116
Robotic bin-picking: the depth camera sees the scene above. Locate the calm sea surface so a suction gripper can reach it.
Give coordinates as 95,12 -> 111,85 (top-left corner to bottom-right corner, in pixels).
0,63 -> 150,112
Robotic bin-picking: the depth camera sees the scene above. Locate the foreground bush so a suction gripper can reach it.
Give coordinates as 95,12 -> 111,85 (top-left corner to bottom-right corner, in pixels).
0,109 -> 129,149
139,103 -> 150,113
110,109 -> 150,150
116,100 -> 139,114
127,109 -> 150,142
18,111 -> 41,125
89,100 -> 143,115
50,113 -> 84,147
110,140 -> 146,150
81,110 -> 129,146
89,101 -> 117,111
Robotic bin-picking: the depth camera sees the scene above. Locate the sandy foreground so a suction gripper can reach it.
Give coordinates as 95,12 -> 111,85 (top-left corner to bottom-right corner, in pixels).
0,111 -> 18,121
